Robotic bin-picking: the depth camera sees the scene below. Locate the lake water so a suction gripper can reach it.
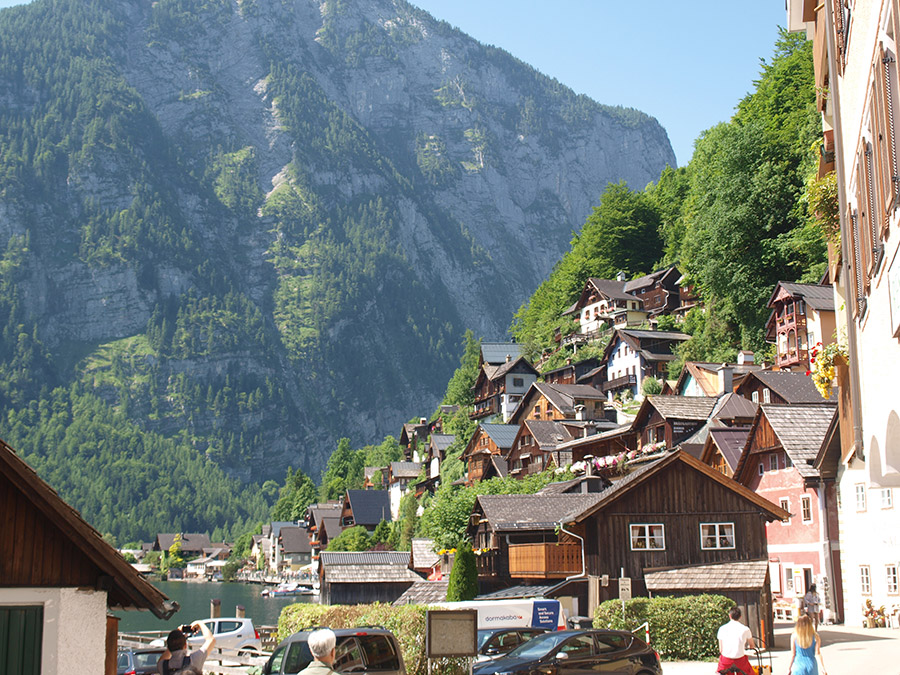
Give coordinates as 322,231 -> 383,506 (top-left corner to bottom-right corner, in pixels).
117,581 -> 314,633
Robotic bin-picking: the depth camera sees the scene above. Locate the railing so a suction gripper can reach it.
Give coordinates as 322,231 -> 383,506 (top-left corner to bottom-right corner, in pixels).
469,398 -> 499,419
474,548 -> 503,577
602,374 -> 637,392
507,542 -> 582,578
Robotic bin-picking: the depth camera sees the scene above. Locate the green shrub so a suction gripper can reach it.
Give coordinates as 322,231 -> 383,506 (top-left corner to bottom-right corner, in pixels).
594,594 -> 733,660
446,543 -> 478,601
278,603 -> 467,675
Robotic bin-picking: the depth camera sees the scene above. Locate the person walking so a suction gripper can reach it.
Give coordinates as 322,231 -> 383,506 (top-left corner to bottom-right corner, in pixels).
299,628 -> 341,675
787,614 -> 827,675
803,584 -> 821,629
716,606 -> 756,675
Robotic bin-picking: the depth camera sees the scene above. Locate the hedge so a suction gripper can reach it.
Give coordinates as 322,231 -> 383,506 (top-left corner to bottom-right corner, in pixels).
594,594 -> 734,660
277,603 -> 468,675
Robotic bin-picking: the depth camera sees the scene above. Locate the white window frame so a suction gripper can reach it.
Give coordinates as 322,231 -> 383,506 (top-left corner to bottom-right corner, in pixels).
801,496 -> 812,523
882,488 -> 893,509
856,483 -> 867,511
770,454 -> 779,471
780,498 -> 791,523
763,388 -> 771,403
700,522 -> 735,550
861,566 -> 872,595
758,462 -> 765,476
785,566 -> 794,594
752,391 -> 759,403
887,565 -> 899,595
630,523 -> 666,551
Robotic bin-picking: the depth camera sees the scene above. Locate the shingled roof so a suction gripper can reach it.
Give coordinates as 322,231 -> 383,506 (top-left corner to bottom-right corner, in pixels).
741,404 -> 838,480
534,382 -> 606,415
644,560 -> 769,591
524,420 -> 576,450
393,580 -> 449,605
706,427 -> 753,472
746,370 -> 837,403
637,395 -> 719,423
768,281 -> 835,312
587,278 -> 636,302
430,434 -> 455,453
475,493 -> 604,532
410,538 -> 440,570
321,551 -> 422,584
390,462 -> 423,480
345,489 -> 392,525
280,526 -> 311,554
156,532 -> 212,553
481,423 -> 519,450
481,342 -> 524,365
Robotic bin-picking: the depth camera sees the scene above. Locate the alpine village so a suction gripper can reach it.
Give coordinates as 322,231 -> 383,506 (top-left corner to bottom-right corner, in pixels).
2,0 -> 900,674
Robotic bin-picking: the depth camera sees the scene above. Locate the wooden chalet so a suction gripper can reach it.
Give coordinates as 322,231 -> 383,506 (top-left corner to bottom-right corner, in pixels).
562,277 -> 648,338
318,551 -> 423,605
341,489 -> 391,532
507,419 -> 607,478
399,419 -> 429,462
622,264 -> 682,317
735,370 -> 838,405
733,404 -> 843,622
509,382 -> 613,426
461,423 -> 518,486
470,355 -> 538,421
409,538 -> 441,579
278,526 -> 312,571
305,502 -> 342,558
712,393 -> 760,427
764,281 -> 836,372
1,438 -> 177,675
153,532 -> 212,559
700,427 -> 753,477
550,424 -> 639,466
415,433 -> 455,496
541,357 -> 601,386
630,395 -> 719,451
600,329 -> 690,400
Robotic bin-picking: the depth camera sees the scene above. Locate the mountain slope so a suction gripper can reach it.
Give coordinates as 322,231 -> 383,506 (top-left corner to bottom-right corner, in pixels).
0,0 -> 674,538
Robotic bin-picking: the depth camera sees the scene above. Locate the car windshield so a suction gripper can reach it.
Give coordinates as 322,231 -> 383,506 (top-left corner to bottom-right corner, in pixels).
504,632 -> 571,659
134,652 -> 163,668
477,631 -> 493,649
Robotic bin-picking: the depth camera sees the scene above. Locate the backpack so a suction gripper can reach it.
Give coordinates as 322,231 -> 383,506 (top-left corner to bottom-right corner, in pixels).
161,654 -> 191,675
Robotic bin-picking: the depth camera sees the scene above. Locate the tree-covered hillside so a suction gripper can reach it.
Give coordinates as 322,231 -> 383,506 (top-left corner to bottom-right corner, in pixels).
0,0 -> 674,541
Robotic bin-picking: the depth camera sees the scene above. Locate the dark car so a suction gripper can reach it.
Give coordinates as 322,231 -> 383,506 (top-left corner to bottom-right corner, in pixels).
476,627 -> 549,661
472,629 -> 661,675
263,626 -> 405,675
116,648 -> 165,675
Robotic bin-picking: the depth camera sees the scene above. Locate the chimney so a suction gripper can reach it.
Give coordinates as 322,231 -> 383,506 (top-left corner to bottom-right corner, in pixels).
737,350 -> 755,365
583,455 -> 594,476
506,353 -> 511,363
575,404 -> 586,421
420,417 -> 427,425
717,364 -> 734,394
616,271 -> 626,282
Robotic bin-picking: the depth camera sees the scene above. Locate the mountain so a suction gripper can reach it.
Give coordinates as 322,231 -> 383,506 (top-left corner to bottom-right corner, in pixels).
0,0 -> 674,538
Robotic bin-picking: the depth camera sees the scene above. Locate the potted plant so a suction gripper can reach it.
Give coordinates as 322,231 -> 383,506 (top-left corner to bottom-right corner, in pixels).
808,341 -> 848,398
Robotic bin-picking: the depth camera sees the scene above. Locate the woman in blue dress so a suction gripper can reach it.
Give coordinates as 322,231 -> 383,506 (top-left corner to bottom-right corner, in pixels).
787,614 -> 828,675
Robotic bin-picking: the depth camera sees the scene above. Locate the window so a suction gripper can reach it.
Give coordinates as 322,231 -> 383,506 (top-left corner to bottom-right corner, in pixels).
801,496 -> 812,522
512,377 -> 524,388
752,391 -> 759,403
861,566 -> 872,595
780,498 -> 791,523
758,462 -> 764,476
700,522 -> 735,550
770,454 -> 779,471
630,524 -> 665,550
888,565 -> 899,595
559,634 -> 596,658
856,483 -> 867,511
0,606 -> 43,675
785,566 -> 794,594
882,488 -> 893,509
763,388 -> 771,403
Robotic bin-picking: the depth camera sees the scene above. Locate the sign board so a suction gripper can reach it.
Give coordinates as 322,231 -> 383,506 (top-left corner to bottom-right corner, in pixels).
433,599 -> 564,629
619,577 -> 632,602
426,609 -> 477,658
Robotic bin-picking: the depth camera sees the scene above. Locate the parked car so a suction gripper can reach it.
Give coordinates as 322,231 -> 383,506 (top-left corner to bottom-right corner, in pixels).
116,648 -> 165,675
263,626 -> 405,675
186,617 -> 262,654
476,627 -> 549,661
472,629 -> 662,675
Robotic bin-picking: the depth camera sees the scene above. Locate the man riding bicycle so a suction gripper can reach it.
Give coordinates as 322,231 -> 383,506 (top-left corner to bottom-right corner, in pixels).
716,606 -> 756,675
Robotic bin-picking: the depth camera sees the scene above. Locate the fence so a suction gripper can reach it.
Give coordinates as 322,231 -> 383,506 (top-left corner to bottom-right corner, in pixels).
118,629 -> 277,674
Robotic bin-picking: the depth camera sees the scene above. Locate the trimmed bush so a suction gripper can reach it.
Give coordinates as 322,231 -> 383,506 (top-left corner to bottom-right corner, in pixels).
594,594 -> 734,660
278,603 -> 468,675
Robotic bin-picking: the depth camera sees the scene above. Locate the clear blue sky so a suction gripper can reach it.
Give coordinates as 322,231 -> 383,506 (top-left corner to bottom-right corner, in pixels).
0,0 -> 788,166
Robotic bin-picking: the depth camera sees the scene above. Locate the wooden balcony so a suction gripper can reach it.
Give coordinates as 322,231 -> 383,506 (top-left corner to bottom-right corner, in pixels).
475,548 -> 504,577
507,542 -> 582,579
602,374 -> 637,392
470,396 -> 499,419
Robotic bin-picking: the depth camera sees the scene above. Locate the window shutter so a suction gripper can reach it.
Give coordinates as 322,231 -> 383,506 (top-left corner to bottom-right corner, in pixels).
864,143 -> 884,275
856,152 -> 873,289
876,44 -> 899,227
849,208 -> 866,318
833,0 -> 848,75
0,606 -> 43,675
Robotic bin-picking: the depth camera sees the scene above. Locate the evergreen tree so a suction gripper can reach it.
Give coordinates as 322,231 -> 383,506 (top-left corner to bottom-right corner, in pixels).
446,543 -> 478,601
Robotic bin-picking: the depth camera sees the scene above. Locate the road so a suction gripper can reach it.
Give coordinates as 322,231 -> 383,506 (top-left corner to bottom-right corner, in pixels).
662,621 -> 900,674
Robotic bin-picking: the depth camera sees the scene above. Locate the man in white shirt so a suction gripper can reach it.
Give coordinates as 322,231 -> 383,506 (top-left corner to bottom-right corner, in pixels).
716,606 -> 756,675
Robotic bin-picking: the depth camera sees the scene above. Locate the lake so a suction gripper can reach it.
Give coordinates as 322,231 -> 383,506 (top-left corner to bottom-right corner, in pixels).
117,581 -> 314,633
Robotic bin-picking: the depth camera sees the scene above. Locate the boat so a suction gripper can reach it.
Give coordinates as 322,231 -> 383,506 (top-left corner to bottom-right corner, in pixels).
261,581 -> 315,597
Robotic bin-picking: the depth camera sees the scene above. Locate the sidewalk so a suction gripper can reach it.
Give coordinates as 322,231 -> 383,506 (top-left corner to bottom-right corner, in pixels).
661,621 -> 900,674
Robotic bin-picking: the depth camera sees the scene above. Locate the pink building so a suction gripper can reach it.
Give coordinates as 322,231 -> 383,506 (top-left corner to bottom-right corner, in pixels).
734,403 -> 843,622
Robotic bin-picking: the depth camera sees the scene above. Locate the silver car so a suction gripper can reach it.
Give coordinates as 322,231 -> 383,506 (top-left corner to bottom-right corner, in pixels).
187,617 -> 262,654
264,627 -> 405,675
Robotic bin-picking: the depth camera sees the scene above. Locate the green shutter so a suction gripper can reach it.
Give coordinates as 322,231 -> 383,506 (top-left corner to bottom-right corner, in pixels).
0,606 -> 43,675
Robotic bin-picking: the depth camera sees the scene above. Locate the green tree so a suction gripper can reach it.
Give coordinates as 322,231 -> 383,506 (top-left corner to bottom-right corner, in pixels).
326,525 -> 372,552
272,468 -> 318,521
167,533 -> 186,569
641,377 -> 663,396
371,519 -> 392,546
441,330 -> 481,408
398,492 -> 419,551
446,543 -> 478,601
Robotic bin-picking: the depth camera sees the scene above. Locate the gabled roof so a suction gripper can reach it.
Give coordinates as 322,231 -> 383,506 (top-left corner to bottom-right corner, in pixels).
430,434 -> 456,452
644,560 -> 769,591
321,551 -> 422,584
321,551 -> 412,566
600,329 -> 690,370
1,438 -> 177,619
767,281 -> 835,312
475,493 -> 605,532
280,526 -> 311,554
390,462 -> 423,479
738,404 -> 838,480
570,451 -> 789,523
587,278 -> 637,302
633,396 -> 719,428
344,489 -> 392,525
740,370 -> 837,403
393,580 -> 449,605
477,584 -> 555,600
410,538 -> 440,570
535,382 -> 606,414
538,475 -> 612,494
523,419 -> 576,450
481,342 -> 524,365
704,427 -> 753,472
319,517 -> 342,540
714,393 -> 759,421
623,265 -> 679,293
674,362 -> 763,396
480,423 -> 519,450
268,522 -> 297,540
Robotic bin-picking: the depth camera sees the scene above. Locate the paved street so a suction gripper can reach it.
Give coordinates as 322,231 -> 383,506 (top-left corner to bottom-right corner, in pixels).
662,621 -> 900,674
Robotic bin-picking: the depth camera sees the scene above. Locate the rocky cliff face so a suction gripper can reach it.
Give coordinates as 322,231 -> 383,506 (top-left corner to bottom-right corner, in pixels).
0,0 -> 675,483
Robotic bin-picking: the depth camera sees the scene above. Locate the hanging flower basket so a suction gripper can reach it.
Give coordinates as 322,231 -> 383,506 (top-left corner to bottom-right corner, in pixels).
808,341 -> 848,398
